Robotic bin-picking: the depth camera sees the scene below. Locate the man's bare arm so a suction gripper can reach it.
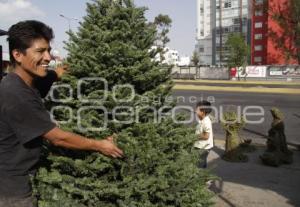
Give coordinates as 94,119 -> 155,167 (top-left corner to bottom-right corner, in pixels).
198,132 -> 209,140
43,127 -> 123,158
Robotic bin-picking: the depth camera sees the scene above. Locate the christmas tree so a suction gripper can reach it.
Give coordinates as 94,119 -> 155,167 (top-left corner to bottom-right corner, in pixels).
33,0 -> 214,206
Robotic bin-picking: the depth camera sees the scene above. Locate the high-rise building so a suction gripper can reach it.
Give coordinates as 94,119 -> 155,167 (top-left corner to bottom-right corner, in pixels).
250,0 -> 266,65
196,0 -> 214,65
196,0 -> 298,66
196,0 -> 251,65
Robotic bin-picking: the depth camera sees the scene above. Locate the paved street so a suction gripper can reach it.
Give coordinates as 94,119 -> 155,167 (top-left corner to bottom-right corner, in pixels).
172,89 -> 300,145
173,89 -> 300,207
208,140 -> 300,207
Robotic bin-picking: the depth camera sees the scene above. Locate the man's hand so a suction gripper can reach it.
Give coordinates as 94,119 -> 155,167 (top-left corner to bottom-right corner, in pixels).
43,127 -> 123,158
55,64 -> 69,79
95,139 -> 123,158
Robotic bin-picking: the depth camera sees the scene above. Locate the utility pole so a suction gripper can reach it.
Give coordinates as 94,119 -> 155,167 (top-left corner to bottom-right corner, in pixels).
59,14 -> 79,31
240,0 -> 243,35
219,0 -> 223,65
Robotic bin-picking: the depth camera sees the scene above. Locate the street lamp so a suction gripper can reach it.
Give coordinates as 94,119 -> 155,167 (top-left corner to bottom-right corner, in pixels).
59,14 -> 79,31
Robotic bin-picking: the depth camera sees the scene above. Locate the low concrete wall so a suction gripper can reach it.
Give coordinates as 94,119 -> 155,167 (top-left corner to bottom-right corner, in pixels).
199,67 -> 229,80
172,65 -> 300,81
172,66 -> 229,80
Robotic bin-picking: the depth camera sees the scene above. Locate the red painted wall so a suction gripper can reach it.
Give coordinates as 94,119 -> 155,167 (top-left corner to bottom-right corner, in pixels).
251,0 -> 268,65
251,0 -> 297,65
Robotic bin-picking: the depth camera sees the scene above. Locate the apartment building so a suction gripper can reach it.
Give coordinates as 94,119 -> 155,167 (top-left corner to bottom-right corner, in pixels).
196,0 -> 251,65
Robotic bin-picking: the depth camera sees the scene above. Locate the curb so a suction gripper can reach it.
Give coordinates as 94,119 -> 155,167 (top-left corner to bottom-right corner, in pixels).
173,79 -> 300,86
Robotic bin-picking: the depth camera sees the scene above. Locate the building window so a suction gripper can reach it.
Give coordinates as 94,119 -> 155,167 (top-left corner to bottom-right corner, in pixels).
200,30 -> 204,36
256,0 -> 264,5
254,34 -> 263,40
242,18 -> 247,25
255,22 -> 263,28
254,56 -> 262,62
224,0 -> 232,8
199,47 -> 204,53
200,7 -> 204,13
255,10 -> 263,16
233,18 -> 240,24
234,26 -> 240,32
223,27 -> 230,33
254,45 -> 263,51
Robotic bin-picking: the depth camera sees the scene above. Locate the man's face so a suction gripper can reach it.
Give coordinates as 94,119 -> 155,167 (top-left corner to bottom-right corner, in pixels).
16,38 -> 51,77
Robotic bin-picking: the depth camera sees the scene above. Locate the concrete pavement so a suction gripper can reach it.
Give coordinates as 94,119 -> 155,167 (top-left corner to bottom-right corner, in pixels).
172,80 -> 300,207
208,140 -> 300,207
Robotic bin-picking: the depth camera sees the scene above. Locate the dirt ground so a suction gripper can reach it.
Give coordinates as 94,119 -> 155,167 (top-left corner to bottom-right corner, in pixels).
207,140 -> 300,207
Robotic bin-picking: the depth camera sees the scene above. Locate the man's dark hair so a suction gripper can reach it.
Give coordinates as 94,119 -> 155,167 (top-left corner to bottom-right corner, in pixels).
7,20 -> 54,66
196,100 -> 212,115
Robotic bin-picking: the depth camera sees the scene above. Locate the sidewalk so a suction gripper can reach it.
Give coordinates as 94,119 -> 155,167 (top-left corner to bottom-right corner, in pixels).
208,139 -> 300,207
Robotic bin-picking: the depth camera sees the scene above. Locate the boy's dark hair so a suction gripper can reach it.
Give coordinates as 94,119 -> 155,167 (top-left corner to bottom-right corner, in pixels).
196,100 -> 212,115
7,20 -> 54,66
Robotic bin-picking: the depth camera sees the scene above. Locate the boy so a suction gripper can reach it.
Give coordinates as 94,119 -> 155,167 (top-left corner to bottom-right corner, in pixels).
194,100 -> 213,168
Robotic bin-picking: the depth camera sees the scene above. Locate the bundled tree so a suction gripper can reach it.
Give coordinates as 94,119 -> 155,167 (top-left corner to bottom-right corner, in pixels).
33,0 -> 214,206
221,111 -> 248,162
191,51 -> 200,67
260,107 -> 293,167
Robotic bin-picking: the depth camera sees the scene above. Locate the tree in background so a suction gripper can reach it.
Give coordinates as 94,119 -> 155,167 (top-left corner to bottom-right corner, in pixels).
225,33 -> 249,81
153,14 -> 172,63
191,51 -> 200,67
33,0 -> 213,206
269,0 -> 300,64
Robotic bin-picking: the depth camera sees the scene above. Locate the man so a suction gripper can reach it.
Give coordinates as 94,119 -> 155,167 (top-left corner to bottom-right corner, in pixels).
0,20 -> 123,207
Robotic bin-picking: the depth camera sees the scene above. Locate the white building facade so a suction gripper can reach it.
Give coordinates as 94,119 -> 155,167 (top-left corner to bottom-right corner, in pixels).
196,0 -> 251,65
151,46 -> 180,65
178,56 -> 191,66
196,0 -> 213,65
164,48 -> 179,65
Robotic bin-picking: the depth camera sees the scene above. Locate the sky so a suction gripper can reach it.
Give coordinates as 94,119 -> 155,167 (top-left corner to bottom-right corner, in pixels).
0,0 -> 197,58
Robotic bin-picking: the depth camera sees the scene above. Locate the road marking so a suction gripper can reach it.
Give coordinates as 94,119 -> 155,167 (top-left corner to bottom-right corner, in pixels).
174,84 -> 300,94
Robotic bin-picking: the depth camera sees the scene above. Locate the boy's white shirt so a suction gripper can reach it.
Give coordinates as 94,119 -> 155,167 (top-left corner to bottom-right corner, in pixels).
194,116 -> 214,150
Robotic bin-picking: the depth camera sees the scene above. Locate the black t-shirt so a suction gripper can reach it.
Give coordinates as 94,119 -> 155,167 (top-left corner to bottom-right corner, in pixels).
0,73 -> 56,197
34,70 -> 58,98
